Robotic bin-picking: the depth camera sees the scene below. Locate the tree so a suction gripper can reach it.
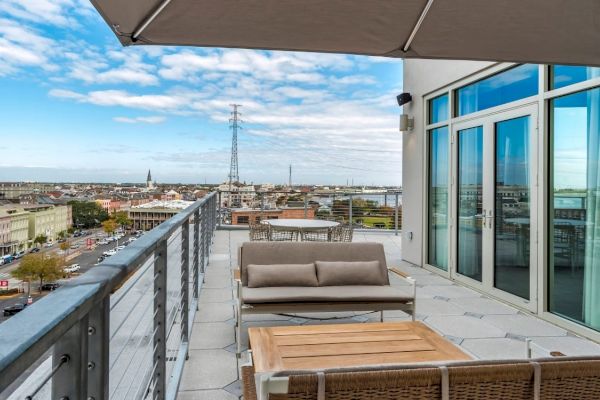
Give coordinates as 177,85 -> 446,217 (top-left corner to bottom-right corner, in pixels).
34,234 -> 48,247
57,230 -> 68,240
112,211 -> 132,230
11,254 -> 64,295
59,241 -> 70,260
102,219 -> 117,237
68,201 -> 109,228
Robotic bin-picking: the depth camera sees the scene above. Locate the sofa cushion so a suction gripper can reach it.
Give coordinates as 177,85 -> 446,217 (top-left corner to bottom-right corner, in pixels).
247,263 -> 318,288
242,286 -> 412,304
316,260 -> 385,286
239,242 -> 389,286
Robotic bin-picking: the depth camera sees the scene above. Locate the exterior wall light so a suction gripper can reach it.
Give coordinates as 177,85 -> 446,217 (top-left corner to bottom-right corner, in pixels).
397,92 -> 413,132
399,114 -> 414,132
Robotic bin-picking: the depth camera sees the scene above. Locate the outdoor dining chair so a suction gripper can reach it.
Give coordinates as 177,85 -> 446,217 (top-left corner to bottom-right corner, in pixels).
249,221 -> 270,241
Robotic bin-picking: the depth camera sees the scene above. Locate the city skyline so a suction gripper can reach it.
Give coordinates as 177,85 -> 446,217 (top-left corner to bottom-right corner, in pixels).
0,1 -> 404,186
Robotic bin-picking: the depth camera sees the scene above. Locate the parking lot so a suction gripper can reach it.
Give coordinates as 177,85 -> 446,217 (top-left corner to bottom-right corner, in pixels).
0,231 -> 142,322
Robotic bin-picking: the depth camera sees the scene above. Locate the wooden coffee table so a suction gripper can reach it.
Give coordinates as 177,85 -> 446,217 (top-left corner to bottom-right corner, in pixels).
248,321 -> 471,373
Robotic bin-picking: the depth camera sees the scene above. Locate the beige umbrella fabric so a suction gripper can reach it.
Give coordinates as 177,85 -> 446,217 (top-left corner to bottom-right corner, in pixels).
90,0 -> 600,66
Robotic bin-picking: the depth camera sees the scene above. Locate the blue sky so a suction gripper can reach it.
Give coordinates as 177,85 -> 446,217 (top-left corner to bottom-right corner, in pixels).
0,1 -> 403,185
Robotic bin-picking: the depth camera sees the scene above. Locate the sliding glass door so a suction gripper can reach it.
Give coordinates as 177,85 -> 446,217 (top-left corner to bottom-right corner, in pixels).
452,105 -> 537,309
549,86 -> 600,331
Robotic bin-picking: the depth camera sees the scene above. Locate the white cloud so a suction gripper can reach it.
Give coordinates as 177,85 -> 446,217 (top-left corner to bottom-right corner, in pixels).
50,88 -> 190,110
66,51 -> 159,86
0,18 -> 56,76
0,0 -> 94,27
158,49 -> 352,84
113,116 -> 166,124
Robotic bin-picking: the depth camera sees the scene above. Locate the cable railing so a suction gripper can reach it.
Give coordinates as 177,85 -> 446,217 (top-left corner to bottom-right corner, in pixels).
217,190 -> 402,234
0,192 -> 218,400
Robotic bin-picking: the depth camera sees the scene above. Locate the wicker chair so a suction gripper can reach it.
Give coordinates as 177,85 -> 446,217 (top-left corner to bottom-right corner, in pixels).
269,227 -> 298,241
330,224 -> 353,242
249,221 -> 270,241
242,356 -> 600,400
301,228 -> 330,242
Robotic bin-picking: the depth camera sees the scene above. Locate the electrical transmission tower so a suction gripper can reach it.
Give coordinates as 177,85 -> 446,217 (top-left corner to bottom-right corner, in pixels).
228,104 -> 242,192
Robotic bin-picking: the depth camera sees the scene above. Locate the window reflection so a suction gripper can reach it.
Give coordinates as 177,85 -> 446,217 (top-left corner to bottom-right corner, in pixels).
456,64 -> 538,117
457,126 -> 483,281
550,87 -> 600,331
429,94 -> 449,124
428,126 -> 449,270
551,66 -> 600,90
494,117 -> 530,299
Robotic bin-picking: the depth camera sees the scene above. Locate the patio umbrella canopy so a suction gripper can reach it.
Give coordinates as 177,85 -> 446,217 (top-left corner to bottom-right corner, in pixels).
90,0 -> 600,66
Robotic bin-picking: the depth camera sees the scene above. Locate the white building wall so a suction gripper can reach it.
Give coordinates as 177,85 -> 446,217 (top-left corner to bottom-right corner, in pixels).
401,59 -> 494,265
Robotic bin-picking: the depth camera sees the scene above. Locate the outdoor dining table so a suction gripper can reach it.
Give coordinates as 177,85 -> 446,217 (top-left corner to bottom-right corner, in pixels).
263,218 -> 339,231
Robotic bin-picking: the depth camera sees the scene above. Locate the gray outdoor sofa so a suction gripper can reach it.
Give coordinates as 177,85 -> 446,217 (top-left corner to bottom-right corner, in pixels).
234,241 -> 416,354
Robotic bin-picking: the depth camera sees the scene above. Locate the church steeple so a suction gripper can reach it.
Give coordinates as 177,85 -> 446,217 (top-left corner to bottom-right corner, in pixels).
146,170 -> 154,189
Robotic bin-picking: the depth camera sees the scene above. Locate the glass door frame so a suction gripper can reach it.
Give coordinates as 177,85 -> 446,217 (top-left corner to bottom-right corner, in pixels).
450,104 -> 539,312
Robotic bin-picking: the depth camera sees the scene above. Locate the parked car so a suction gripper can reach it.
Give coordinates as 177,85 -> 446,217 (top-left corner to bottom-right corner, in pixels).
70,244 -> 80,250
41,282 -> 60,291
64,264 -> 81,273
1,255 -> 13,265
44,242 -> 54,248
103,250 -> 117,256
97,240 -> 109,245
116,245 -> 125,251
3,303 -> 26,316
29,247 -> 40,253
12,251 -> 25,259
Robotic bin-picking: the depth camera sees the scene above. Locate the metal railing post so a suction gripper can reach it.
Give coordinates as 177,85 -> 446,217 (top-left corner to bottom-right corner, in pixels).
204,202 -> 210,266
217,191 -> 222,228
394,193 -> 399,236
152,239 -> 168,400
349,194 -> 353,226
200,205 -> 206,275
193,209 -> 200,307
52,316 -> 89,400
260,193 -> 264,212
87,297 -> 110,400
181,220 -> 190,354
303,193 -> 308,218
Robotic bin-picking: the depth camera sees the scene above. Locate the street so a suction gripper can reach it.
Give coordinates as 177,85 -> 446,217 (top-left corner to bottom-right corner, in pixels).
0,231 -> 136,323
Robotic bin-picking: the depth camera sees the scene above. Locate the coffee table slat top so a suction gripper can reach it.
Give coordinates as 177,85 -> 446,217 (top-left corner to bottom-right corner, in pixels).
249,321 -> 471,373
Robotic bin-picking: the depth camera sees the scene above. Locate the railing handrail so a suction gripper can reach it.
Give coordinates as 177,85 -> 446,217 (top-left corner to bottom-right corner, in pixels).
0,192 -> 218,394
218,189 -> 402,196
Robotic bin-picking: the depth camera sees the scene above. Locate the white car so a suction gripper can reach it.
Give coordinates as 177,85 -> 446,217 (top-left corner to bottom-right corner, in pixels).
97,240 -> 109,245
44,242 -> 54,248
103,250 -> 117,256
116,245 -> 125,251
64,264 -> 81,273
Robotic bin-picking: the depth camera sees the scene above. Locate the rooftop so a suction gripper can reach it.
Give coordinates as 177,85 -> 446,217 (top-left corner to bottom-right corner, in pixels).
179,229 -> 600,399
131,200 -> 194,210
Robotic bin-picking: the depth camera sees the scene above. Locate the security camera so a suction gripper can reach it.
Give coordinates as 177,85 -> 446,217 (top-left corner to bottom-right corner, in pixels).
396,93 -> 412,107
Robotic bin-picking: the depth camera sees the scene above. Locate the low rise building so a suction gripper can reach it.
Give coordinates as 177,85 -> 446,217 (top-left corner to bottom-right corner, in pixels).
24,204 -> 71,243
231,207 -> 316,225
126,200 -> 193,231
0,214 -> 11,256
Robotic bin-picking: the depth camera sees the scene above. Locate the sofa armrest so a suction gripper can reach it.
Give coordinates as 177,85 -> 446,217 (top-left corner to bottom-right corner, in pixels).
388,267 -> 416,304
388,267 -> 411,279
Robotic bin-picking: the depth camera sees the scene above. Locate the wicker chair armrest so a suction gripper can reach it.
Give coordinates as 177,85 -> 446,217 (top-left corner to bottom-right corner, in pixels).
234,268 -> 241,282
